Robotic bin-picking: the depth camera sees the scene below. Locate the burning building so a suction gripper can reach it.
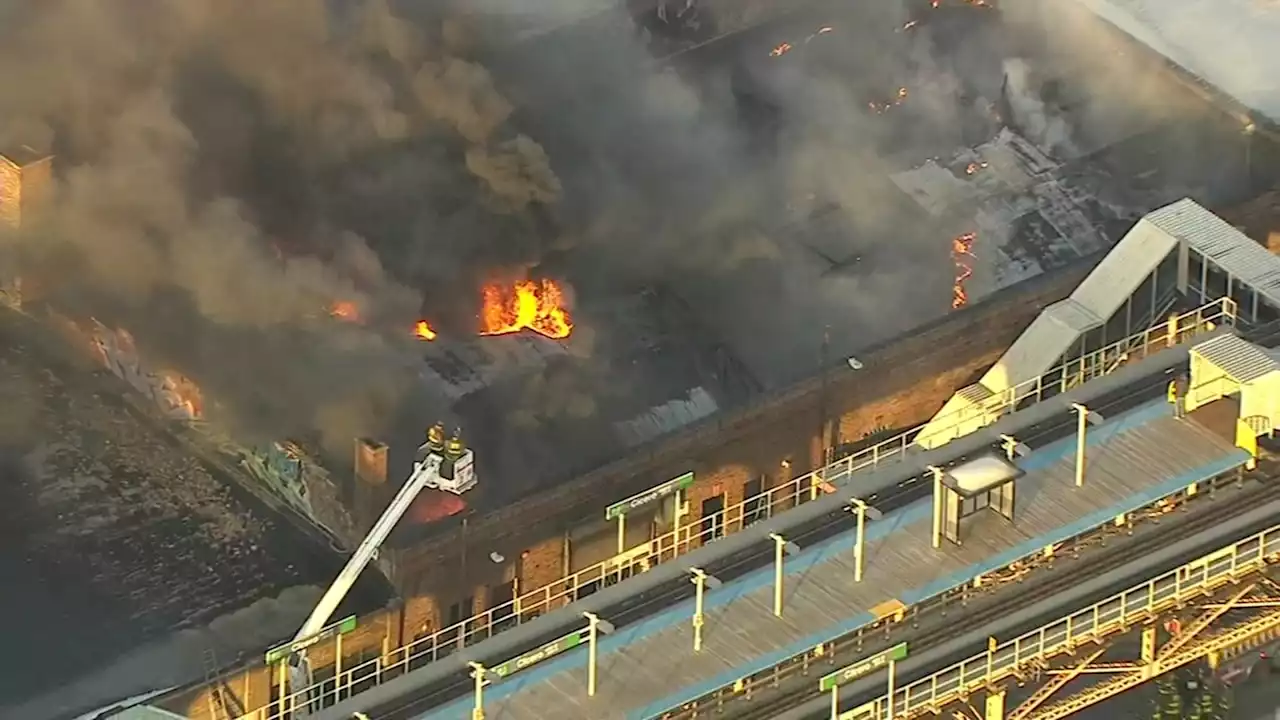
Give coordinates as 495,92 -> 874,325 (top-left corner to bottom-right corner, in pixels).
5,0 -> 1280,717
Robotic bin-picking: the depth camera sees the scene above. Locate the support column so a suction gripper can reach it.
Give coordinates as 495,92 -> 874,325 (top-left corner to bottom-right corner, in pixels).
1141,625 -> 1158,678
1070,404 -> 1088,487
769,533 -> 786,617
886,658 -> 897,719
584,613 -> 600,697
853,500 -> 868,582
984,688 -> 1006,720
927,465 -> 944,549
692,568 -> 708,652
468,662 -> 487,720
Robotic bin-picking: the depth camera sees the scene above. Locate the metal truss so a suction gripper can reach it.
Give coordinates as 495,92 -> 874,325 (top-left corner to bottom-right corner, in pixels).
838,524 -> 1280,720
1002,582 -> 1280,719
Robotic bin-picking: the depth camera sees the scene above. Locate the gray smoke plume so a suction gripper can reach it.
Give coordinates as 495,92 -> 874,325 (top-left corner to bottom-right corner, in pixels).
0,0 -> 565,455
0,0 -> 1251,458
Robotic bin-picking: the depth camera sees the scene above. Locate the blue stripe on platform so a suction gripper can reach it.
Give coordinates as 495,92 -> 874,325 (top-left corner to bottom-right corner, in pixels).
421,399 -> 1247,719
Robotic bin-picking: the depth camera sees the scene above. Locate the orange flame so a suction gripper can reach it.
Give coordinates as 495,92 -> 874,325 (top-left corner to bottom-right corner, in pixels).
965,161 -> 989,175
480,279 -> 573,339
951,232 -> 977,309
330,300 -> 360,322
770,42 -> 793,58
414,320 -> 438,341
158,370 -> 204,420
869,87 -> 909,114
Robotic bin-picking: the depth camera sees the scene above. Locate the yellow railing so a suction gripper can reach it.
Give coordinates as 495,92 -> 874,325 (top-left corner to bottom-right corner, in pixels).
238,298 -> 1235,720
841,521 -> 1280,719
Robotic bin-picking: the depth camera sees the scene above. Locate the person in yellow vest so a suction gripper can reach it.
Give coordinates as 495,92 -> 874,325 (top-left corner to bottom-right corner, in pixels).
1168,373 -> 1188,419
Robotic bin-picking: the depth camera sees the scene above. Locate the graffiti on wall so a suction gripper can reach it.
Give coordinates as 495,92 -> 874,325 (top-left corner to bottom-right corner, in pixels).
240,440 -> 318,519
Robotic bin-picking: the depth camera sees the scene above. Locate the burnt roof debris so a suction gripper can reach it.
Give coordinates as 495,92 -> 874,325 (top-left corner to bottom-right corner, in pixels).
386,282 -> 757,536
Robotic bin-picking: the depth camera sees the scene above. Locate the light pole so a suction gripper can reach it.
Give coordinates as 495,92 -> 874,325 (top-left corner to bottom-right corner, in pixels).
1071,403 -> 1088,487
468,661 -> 487,720
927,465 -> 945,549
768,533 -> 801,617
886,657 -> 898,719
690,568 -> 722,652
616,512 -> 626,555
849,499 -> 881,581
582,612 -> 615,697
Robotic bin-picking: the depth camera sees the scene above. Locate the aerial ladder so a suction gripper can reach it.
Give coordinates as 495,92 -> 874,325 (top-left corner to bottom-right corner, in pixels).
285,423 -> 478,713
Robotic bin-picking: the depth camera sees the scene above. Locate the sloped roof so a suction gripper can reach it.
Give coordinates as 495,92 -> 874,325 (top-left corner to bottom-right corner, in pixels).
1068,0 -> 1280,121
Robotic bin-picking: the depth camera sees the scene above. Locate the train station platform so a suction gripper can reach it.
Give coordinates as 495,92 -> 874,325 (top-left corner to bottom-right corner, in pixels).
422,398 -> 1250,720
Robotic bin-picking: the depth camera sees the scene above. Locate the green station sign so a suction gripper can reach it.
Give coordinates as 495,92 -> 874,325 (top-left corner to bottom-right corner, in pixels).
265,615 -> 358,665
492,630 -> 587,679
605,472 -> 695,521
819,642 -> 909,692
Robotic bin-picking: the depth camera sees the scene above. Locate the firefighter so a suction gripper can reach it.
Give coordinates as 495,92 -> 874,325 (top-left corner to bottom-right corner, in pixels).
1168,372 -> 1189,419
1216,679 -> 1234,719
1155,676 -> 1182,719
1190,681 -> 1216,719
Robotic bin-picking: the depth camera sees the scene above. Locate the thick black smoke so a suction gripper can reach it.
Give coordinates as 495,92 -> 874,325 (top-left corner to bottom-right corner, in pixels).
0,0 -> 1237,461
0,0 -> 569,455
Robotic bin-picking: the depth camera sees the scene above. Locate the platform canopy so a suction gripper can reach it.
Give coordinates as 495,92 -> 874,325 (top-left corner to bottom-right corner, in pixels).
1188,334 -> 1280,428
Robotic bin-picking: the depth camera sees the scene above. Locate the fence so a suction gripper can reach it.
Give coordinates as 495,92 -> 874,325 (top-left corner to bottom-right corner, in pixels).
239,299 -> 1236,719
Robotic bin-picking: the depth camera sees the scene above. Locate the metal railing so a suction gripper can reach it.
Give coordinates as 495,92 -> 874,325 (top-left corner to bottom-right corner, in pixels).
655,459 -> 1253,720
840,522 -> 1280,720
236,299 -> 1235,720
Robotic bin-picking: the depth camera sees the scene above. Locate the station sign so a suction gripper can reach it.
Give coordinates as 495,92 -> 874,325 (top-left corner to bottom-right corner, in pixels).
492,629 -> 587,679
605,472 -> 695,521
819,642 -> 909,692
265,615 -> 358,665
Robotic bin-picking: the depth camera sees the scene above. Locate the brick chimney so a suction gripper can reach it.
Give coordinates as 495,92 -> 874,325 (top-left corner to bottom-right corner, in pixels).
354,438 -> 389,532
0,146 -> 53,230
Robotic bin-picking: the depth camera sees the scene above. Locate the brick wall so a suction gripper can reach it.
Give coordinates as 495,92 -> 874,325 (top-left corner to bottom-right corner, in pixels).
520,533 -> 567,596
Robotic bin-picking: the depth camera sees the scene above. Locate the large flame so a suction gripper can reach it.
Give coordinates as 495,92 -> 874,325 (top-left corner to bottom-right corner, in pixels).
951,232 -> 977,309
480,279 -> 573,339
158,370 -> 204,420
414,320 -> 438,341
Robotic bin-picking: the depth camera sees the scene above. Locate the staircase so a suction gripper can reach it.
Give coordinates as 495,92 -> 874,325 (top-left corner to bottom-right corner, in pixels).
201,647 -> 245,720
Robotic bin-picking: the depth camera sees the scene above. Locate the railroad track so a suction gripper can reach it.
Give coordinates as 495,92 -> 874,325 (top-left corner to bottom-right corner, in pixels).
727,468 -> 1280,720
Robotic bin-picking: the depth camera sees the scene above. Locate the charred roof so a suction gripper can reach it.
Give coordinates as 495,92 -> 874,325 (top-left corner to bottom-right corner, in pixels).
0,308 -> 373,710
